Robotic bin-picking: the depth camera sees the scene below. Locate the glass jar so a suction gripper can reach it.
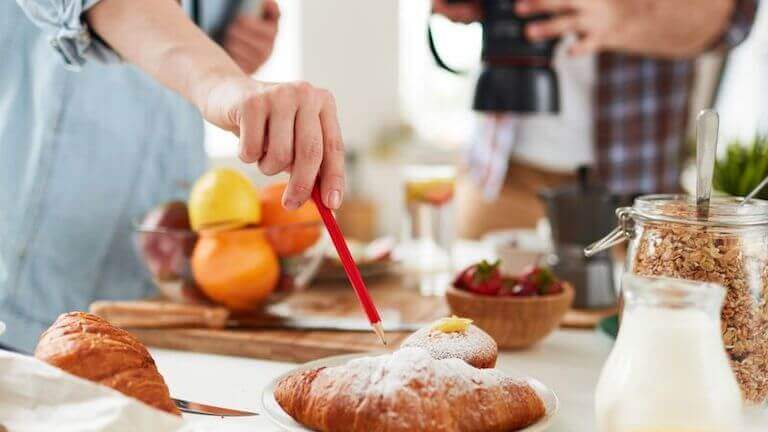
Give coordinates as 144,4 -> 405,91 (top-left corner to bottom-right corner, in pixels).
587,194 -> 768,405
595,275 -> 743,431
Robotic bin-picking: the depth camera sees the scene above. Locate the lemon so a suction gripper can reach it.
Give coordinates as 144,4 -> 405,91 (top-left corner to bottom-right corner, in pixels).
431,315 -> 473,333
189,168 -> 261,231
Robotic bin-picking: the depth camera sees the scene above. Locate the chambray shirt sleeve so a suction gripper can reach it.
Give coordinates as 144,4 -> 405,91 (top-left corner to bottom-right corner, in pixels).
16,0 -> 120,69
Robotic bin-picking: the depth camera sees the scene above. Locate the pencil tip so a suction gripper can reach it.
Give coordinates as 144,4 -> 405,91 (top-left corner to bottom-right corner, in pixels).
372,322 -> 388,347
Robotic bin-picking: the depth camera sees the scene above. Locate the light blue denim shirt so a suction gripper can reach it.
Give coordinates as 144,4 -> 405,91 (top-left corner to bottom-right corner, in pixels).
0,1 -> 235,350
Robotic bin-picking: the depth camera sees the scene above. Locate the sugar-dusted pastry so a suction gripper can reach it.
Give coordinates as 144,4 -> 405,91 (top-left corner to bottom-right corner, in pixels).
34,312 -> 179,415
275,347 -> 545,432
400,316 -> 498,368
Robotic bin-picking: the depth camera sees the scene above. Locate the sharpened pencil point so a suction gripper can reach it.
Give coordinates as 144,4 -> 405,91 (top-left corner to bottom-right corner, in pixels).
372,322 -> 388,346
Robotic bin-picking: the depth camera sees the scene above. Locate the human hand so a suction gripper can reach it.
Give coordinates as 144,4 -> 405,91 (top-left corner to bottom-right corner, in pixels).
200,78 -> 345,210
516,0 -> 734,58
432,0 -> 482,23
516,0 -> 621,56
223,0 -> 280,74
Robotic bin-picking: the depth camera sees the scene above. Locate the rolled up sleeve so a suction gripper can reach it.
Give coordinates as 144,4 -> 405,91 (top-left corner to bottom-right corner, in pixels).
16,0 -> 120,69
720,0 -> 758,49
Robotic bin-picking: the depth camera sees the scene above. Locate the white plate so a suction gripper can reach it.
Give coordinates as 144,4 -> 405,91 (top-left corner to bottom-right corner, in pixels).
261,353 -> 559,432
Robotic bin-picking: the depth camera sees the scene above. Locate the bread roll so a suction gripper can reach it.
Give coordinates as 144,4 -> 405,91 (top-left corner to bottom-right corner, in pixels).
400,323 -> 498,368
35,312 -> 179,415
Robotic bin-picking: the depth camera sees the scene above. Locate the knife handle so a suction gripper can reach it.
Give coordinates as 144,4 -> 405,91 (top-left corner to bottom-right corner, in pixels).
89,300 -> 229,329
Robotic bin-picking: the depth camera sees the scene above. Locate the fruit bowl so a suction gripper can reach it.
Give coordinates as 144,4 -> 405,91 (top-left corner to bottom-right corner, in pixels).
446,283 -> 574,349
134,220 -> 326,307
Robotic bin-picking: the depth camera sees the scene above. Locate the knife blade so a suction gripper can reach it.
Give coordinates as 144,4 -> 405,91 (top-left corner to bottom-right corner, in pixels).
172,398 -> 257,417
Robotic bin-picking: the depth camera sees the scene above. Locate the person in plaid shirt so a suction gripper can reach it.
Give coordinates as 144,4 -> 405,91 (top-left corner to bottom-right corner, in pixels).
433,0 -> 758,238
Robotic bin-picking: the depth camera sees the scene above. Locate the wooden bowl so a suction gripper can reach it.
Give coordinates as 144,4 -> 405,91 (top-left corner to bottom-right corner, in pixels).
445,283 -> 574,349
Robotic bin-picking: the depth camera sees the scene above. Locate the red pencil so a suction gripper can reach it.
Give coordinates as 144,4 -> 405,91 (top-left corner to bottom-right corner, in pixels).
310,185 -> 387,346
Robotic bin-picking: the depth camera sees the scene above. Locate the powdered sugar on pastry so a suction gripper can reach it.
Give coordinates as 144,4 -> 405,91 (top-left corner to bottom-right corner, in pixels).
322,347 -> 505,398
400,324 -> 498,368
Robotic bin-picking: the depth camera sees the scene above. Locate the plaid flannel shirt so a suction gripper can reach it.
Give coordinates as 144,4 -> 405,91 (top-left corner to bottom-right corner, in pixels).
470,0 -> 758,197
595,0 -> 758,195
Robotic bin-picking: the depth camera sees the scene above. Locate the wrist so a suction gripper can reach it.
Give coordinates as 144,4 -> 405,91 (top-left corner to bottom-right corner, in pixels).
192,72 -> 270,133
190,67 -> 248,113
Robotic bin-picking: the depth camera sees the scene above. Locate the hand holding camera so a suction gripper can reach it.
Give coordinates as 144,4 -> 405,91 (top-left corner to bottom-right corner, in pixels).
433,0 -> 735,58
515,0 -> 621,56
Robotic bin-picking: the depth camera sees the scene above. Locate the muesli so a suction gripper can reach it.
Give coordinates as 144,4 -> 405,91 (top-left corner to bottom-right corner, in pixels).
632,220 -> 768,403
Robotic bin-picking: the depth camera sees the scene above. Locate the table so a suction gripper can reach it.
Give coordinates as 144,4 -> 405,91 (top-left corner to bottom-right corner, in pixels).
153,329 -> 607,431
150,328 -> 768,431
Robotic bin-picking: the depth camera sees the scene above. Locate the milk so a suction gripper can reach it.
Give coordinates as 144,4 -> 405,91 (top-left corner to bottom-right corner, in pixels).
595,305 -> 743,432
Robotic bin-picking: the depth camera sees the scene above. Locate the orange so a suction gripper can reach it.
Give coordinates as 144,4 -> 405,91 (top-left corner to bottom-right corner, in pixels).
191,229 -> 279,311
261,182 -> 322,256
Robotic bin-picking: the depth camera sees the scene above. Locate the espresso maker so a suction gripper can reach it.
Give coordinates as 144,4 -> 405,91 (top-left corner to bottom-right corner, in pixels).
430,0 -> 560,113
539,168 -> 618,309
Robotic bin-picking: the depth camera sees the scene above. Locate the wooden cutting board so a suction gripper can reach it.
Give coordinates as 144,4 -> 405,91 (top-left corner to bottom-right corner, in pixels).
91,277 -> 609,363
93,277 -> 450,363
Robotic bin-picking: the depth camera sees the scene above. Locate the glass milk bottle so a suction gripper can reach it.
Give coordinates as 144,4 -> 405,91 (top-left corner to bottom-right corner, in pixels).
595,275 -> 743,432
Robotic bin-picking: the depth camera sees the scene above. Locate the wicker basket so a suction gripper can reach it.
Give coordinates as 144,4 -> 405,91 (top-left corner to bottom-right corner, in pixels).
445,284 -> 574,349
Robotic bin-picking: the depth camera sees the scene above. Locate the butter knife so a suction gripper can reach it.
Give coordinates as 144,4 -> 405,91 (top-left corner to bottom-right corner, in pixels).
172,398 -> 257,416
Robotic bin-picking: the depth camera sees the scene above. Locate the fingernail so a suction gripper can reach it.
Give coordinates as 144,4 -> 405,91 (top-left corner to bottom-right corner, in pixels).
284,199 -> 300,210
328,190 -> 341,209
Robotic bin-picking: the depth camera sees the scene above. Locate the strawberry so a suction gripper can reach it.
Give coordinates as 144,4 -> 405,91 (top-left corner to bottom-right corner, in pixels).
498,277 -> 518,296
519,266 -> 561,296
499,277 -> 538,296
453,260 -> 502,295
514,280 -> 539,296
540,280 -> 564,295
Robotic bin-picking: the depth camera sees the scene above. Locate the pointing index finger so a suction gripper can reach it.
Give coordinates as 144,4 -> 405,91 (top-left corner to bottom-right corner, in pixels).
318,91 -> 345,210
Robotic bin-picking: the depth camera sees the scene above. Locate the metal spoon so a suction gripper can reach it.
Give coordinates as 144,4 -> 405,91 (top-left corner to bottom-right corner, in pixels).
695,109 -> 719,219
739,175 -> 768,207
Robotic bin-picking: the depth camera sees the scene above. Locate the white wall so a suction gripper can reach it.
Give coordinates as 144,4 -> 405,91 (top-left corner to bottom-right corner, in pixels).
300,0 -> 401,149
207,0 -> 403,160
716,0 -> 768,147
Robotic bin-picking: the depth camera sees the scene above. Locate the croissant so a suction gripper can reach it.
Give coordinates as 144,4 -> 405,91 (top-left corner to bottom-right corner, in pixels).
275,347 -> 545,432
34,311 -> 179,415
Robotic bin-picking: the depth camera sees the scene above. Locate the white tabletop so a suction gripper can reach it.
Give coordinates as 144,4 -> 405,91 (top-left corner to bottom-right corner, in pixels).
152,329 -> 767,431
150,237 -> 768,431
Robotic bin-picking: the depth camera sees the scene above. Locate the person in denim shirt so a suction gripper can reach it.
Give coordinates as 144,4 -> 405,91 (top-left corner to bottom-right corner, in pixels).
0,0 -> 347,351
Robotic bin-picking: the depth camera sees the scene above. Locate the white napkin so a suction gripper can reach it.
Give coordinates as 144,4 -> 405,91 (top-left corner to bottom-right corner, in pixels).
0,350 -> 200,432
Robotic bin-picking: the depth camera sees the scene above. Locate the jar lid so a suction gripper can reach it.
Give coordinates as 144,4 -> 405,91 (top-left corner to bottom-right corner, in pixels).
633,194 -> 768,227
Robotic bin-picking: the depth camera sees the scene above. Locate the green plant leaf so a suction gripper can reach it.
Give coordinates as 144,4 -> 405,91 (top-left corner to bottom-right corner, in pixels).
713,134 -> 768,198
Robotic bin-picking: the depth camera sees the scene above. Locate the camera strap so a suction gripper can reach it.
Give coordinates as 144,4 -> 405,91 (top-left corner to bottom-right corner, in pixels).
427,16 -> 468,76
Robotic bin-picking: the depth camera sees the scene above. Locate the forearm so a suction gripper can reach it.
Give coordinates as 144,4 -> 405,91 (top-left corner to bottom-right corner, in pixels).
86,0 -> 253,111
609,0 -> 734,58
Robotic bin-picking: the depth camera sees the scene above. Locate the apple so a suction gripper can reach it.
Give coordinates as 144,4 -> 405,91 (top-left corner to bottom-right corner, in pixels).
138,201 -> 196,280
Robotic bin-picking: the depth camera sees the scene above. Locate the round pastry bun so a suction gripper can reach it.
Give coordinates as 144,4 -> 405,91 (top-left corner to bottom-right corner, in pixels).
400,321 -> 498,368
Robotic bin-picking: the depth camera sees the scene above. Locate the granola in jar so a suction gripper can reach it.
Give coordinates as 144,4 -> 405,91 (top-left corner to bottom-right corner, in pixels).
588,195 -> 768,405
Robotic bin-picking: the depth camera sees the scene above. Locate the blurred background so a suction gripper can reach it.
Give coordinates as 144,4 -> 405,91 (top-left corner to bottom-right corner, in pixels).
208,0 -> 768,240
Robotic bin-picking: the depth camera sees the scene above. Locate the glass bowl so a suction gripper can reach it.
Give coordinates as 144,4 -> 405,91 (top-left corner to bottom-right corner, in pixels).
133,220 -> 327,306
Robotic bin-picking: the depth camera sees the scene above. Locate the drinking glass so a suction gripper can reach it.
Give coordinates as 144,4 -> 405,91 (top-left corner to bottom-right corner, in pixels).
401,164 -> 456,296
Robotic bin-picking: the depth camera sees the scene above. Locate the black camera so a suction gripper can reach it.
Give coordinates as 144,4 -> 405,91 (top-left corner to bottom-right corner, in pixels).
431,0 -> 560,113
